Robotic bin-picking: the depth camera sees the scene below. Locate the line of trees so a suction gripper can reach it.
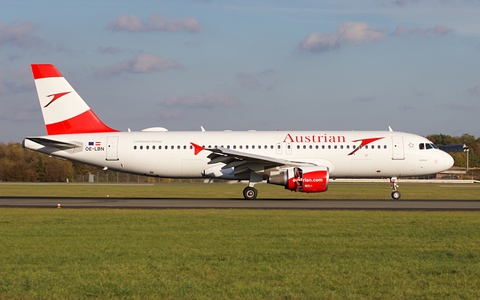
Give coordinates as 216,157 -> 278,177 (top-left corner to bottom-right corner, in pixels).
0,134 -> 479,182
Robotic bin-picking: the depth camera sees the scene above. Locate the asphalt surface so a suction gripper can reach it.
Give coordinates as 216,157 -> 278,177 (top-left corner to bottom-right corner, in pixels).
1,197 -> 480,210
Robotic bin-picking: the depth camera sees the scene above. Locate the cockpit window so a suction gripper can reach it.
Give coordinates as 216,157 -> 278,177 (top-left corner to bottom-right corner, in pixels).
419,143 -> 438,150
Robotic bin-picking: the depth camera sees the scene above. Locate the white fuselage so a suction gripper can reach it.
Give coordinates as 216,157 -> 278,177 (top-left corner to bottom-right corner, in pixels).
24,130 -> 454,180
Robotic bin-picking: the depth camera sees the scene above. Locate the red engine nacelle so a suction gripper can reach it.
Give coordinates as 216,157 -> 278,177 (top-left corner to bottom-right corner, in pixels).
268,166 -> 329,193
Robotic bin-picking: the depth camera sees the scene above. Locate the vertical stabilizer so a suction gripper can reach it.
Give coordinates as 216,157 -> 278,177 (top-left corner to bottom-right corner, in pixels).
31,64 -> 119,135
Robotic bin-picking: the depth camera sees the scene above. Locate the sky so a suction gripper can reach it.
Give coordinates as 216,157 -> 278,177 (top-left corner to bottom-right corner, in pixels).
1,0 -> 480,142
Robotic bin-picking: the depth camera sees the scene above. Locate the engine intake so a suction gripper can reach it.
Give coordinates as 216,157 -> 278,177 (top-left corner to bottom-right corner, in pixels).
268,166 -> 329,193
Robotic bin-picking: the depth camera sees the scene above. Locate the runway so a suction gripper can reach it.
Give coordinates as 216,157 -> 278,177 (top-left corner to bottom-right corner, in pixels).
1,197 -> 480,210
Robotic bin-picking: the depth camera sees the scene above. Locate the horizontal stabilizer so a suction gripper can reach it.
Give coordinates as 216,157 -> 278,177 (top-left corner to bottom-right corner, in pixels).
24,137 -> 82,150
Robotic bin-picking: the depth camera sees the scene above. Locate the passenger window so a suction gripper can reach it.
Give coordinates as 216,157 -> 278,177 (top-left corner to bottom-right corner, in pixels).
134,145 -> 137,150
140,146 -> 143,150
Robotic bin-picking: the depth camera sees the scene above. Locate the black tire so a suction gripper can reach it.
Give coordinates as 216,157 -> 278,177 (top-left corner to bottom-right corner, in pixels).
391,191 -> 401,200
243,187 -> 258,200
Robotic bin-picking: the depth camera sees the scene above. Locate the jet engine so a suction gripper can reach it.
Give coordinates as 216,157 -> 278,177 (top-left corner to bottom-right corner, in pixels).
268,166 -> 329,193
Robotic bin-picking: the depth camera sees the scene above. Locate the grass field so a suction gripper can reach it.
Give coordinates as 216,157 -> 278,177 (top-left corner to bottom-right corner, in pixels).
0,181 -> 480,199
1,209 -> 480,299
1,183 -> 480,299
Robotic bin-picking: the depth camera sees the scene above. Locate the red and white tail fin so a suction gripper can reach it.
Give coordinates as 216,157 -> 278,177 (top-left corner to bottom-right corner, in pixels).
31,64 -> 119,135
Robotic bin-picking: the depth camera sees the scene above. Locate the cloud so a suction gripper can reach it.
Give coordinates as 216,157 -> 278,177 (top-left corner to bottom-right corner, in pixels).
107,14 -> 201,33
163,92 -> 240,108
394,0 -> 411,6
0,21 -> 42,48
443,103 -> 477,110
468,84 -> 480,97
298,22 -> 385,53
392,25 -> 454,37
1,103 -> 41,121
0,67 -> 32,96
237,73 -> 263,90
96,46 -> 124,55
397,105 -> 414,111
149,109 -> 186,120
236,69 -> 277,90
352,96 -> 376,103
96,53 -> 184,77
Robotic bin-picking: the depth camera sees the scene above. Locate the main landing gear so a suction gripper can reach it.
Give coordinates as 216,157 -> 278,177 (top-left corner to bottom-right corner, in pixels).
243,171 -> 262,200
243,186 -> 258,200
390,177 -> 401,200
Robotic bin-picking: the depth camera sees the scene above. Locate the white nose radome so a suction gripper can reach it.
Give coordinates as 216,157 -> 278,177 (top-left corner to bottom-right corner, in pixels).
443,151 -> 454,170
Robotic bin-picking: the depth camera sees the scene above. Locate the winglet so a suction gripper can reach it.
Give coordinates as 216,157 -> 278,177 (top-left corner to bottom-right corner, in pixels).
190,142 -> 205,155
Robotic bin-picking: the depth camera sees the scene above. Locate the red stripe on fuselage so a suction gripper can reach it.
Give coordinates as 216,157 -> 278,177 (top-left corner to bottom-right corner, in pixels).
45,109 -> 119,135
32,64 -> 63,80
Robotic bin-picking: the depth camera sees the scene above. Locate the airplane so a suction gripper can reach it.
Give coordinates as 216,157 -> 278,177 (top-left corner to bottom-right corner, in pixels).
23,64 -> 454,200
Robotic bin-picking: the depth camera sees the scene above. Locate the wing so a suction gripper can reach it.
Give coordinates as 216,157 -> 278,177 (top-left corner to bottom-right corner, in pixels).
191,143 -> 316,176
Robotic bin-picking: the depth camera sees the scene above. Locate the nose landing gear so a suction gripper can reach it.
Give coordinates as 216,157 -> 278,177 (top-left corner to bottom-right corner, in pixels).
390,177 -> 401,200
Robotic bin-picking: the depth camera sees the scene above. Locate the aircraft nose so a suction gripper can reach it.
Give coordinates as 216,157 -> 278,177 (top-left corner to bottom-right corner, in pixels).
443,151 -> 454,169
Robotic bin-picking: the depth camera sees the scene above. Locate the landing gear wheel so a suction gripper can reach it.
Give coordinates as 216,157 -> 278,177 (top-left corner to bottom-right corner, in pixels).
243,187 -> 258,200
391,191 -> 401,200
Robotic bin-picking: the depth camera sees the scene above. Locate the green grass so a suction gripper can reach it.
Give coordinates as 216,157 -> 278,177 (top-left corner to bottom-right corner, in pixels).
1,209 -> 480,299
1,181 -> 479,199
